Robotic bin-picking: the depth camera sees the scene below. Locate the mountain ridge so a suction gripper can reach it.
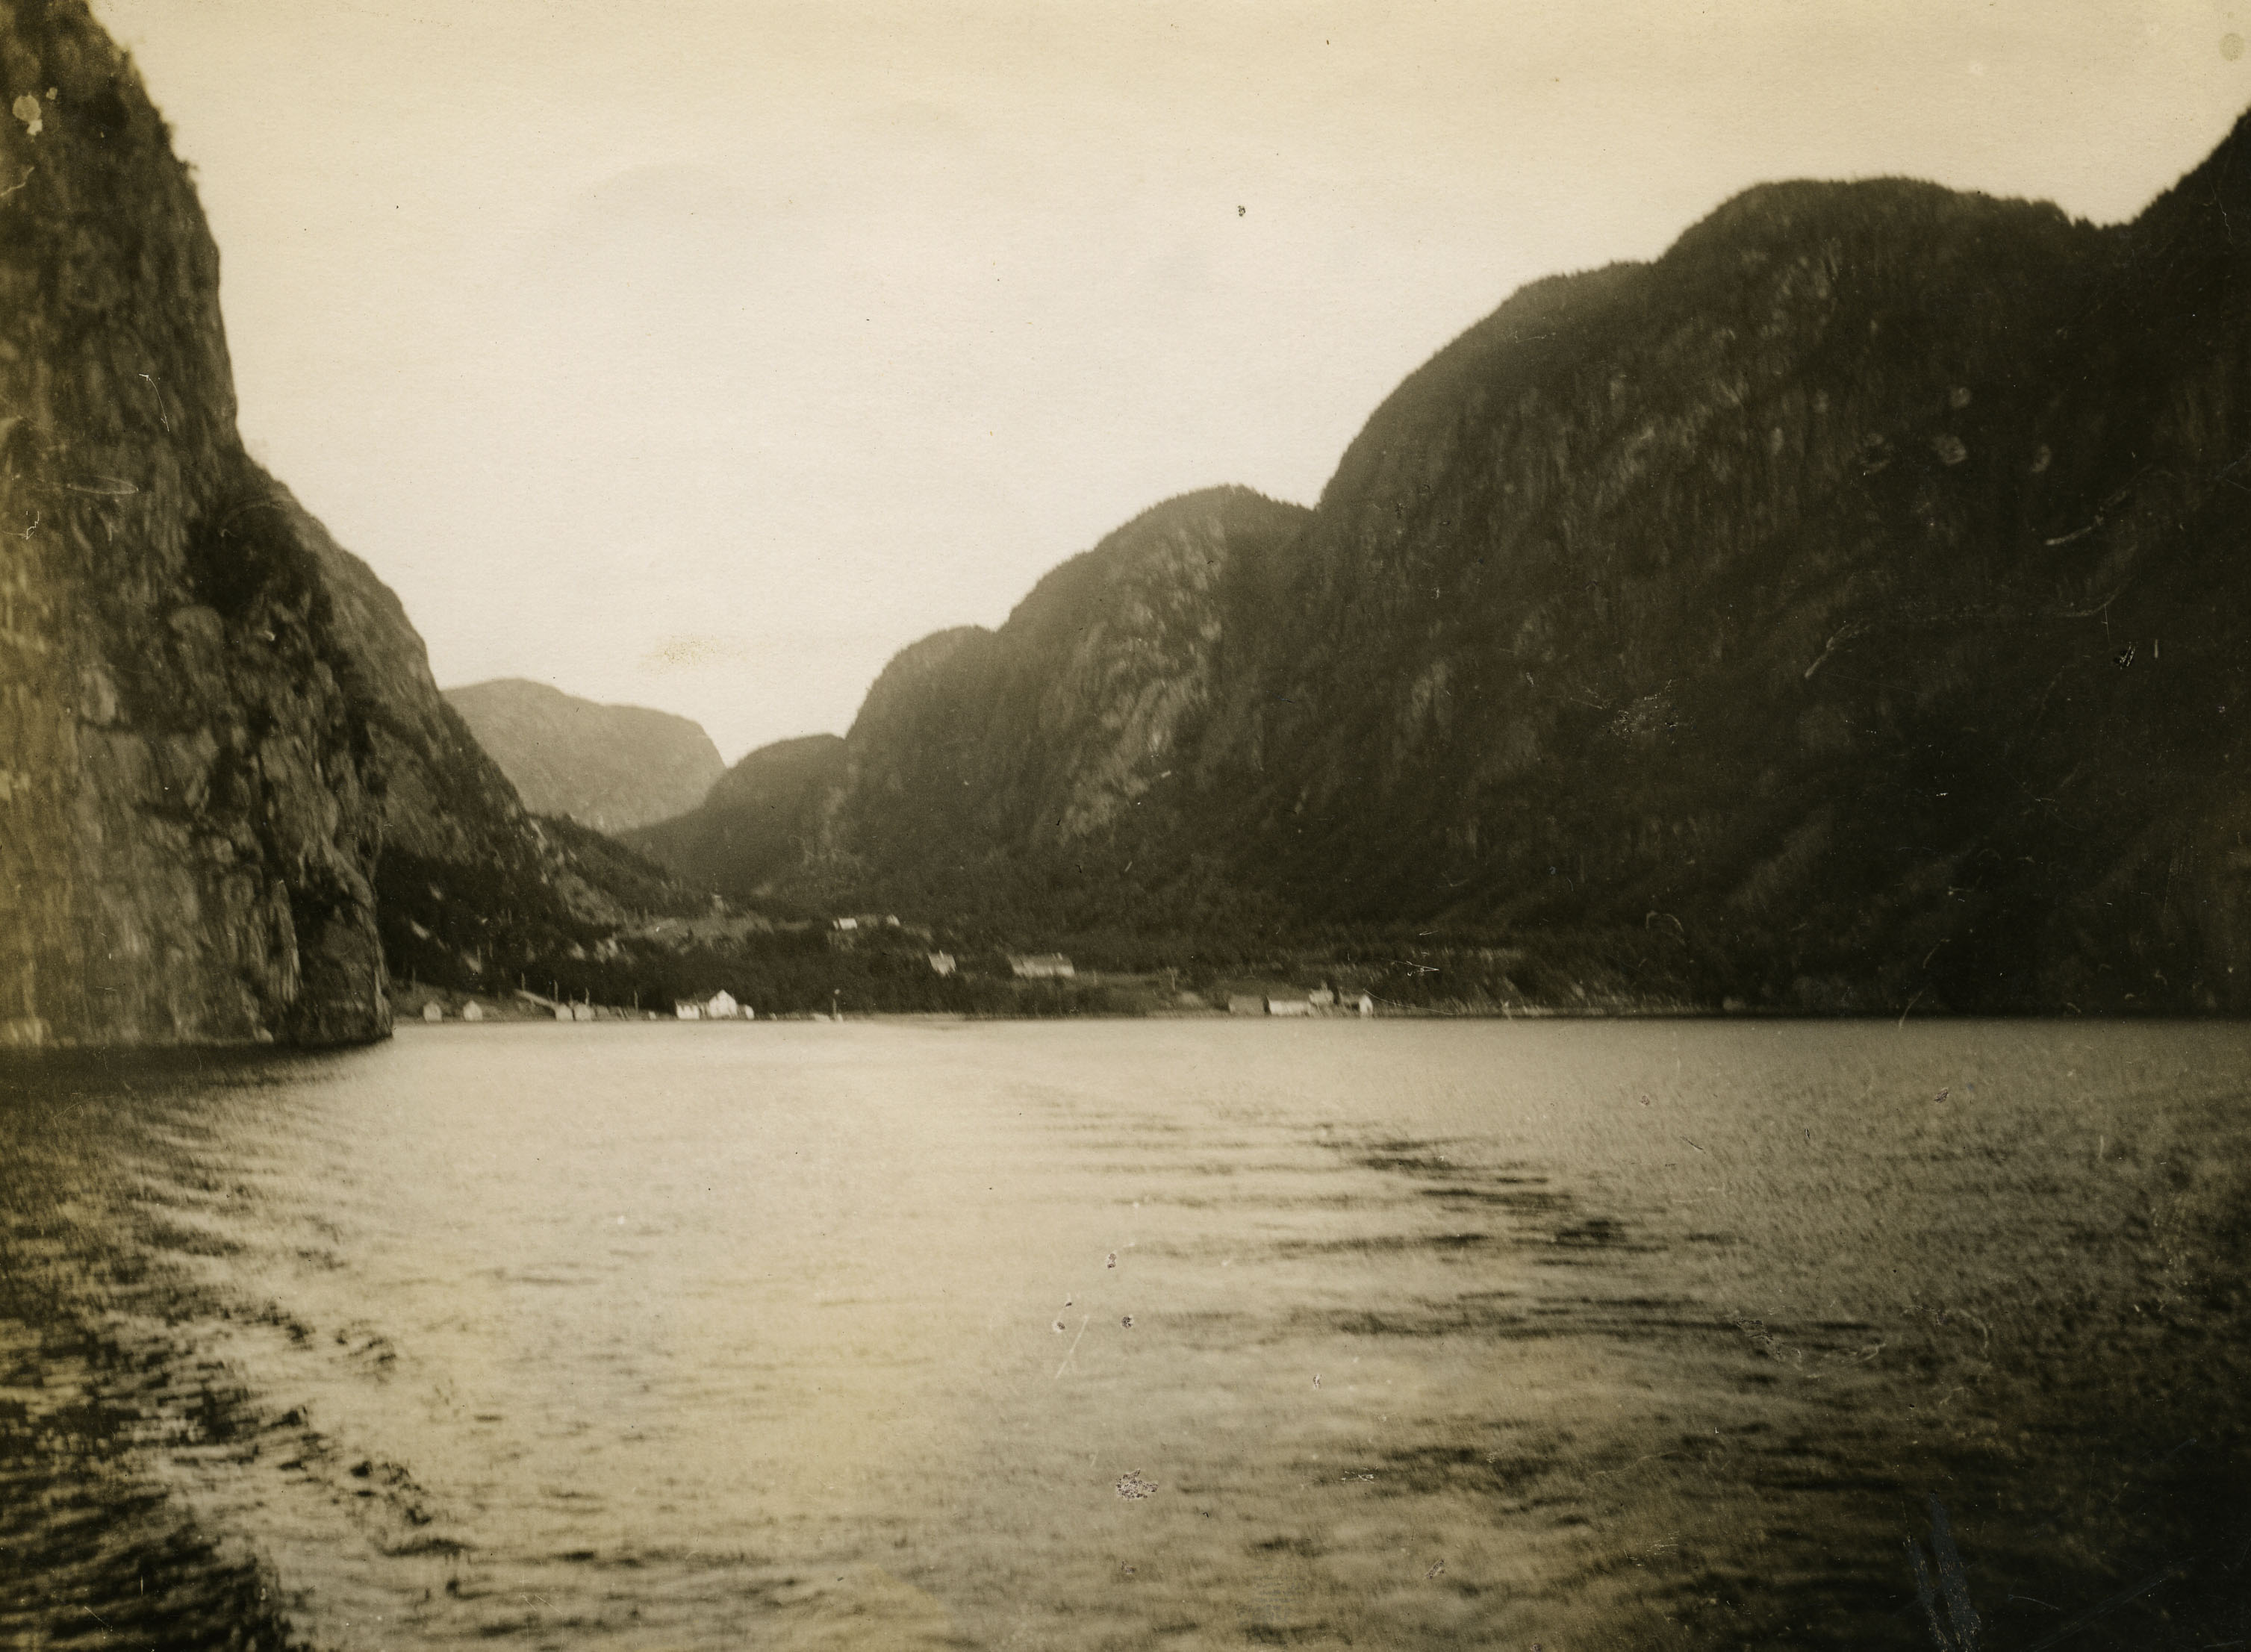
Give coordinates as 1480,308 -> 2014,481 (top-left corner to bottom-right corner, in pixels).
627,487 -> 1313,932
633,157 -> 2251,1012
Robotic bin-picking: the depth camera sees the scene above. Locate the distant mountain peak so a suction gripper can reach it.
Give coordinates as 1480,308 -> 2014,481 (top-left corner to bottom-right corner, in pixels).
445,679 -> 725,835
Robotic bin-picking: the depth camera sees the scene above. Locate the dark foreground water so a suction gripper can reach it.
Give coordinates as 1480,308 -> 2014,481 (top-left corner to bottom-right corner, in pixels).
3,1019 -> 2250,1651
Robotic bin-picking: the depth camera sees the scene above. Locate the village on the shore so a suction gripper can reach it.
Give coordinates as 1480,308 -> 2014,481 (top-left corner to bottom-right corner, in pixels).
396,913 -> 1379,1026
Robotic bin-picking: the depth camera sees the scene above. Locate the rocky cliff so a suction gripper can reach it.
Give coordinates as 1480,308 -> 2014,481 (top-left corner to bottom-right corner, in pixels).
827,488 -> 1310,922
630,488 -> 1310,929
0,4 -> 391,1045
1204,165 -> 2251,1012
0,2 -> 653,1046
446,678 -> 724,835
653,139 -> 2251,1011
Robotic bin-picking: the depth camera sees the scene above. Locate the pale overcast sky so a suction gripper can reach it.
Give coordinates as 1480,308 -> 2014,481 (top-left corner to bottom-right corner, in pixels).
89,0 -> 2251,761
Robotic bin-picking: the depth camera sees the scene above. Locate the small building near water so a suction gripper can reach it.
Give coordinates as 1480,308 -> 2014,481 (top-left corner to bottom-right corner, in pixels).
461,1002 -> 485,1022
673,1001 -> 702,1020
1227,994 -> 1265,1016
1357,993 -> 1375,1017
1265,997 -> 1314,1017
927,952 -> 956,976
706,990 -> 741,1020
553,1003 -> 573,1022
421,1001 -> 443,1023
1009,953 -> 1076,979
571,1002 -> 596,1022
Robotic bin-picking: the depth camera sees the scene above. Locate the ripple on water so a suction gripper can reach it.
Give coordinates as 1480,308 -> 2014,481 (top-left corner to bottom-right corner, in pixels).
2,1020 -> 2250,1650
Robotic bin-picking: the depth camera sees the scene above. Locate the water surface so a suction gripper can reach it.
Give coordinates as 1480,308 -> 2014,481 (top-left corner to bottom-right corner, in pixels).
4,1019 -> 2249,1650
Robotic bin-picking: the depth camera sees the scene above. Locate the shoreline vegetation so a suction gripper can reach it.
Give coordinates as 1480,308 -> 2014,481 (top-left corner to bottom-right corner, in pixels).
381,861 -> 2251,1024
381,911 -> 1732,1026
384,867 -> 2209,1026
387,1001 -> 2179,1024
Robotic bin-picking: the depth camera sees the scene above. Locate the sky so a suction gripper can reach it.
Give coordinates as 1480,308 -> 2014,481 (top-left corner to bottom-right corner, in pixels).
87,0 -> 2251,763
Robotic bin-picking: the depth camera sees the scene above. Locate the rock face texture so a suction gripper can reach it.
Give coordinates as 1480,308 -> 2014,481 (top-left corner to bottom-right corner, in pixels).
646,145 -> 2251,1011
445,679 -> 724,835
0,3 -> 611,1046
1202,169 -> 2251,1012
0,5 -> 388,1046
628,488 -> 1311,928
822,488 -> 1310,926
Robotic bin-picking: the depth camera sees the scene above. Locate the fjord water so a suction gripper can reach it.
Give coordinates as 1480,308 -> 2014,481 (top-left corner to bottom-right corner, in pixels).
4,1021 -> 2249,1651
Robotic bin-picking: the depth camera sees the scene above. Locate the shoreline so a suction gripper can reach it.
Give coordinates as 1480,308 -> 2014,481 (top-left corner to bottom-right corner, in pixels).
4,1005 -> 2238,1059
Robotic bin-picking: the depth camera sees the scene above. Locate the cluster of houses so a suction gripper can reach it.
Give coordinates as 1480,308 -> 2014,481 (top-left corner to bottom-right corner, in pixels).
411,926 -> 1374,1024
673,990 -> 750,1020
1227,988 -> 1376,1017
415,991 -> 759,1023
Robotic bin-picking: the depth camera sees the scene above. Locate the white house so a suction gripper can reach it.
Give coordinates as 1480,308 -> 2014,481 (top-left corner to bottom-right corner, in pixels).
673,1001 -> 702,1020
571,1002 -> 595,1021
928,952 -> 956,976
461,1002 -> 485,1022
1265,997 -> 1314,1017
1009,953 -> 1076,979
706,990 -> 740,1020
421,1001 -> 443,1022
1357,994 -> 1375,1017
553,1003 -> 573,1022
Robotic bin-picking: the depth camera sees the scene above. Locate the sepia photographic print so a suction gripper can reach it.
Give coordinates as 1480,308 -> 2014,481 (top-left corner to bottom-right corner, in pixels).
5,2 -> 2251,1648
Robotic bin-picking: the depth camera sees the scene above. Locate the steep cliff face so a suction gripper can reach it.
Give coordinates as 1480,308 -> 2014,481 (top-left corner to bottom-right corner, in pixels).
446,679 -> 724,834
0,5 -> 395,1045
272,486 -> 656,999
631,488 -> 1312,928
1204,164 -> 2251,1010
838,487 -> 1307,870
0,2 -> 631,1045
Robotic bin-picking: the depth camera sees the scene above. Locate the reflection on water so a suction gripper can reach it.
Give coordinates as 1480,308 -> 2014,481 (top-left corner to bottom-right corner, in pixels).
3,1019 -> 2250,1650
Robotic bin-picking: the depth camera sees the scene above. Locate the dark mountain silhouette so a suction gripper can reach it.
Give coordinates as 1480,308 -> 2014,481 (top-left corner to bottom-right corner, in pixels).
446,678 -> 724,834
631,487 -> 1313,932
819,487 -> 1311,929
639,140 -> 2251,1012
0,1 -> 694,1045
625,733 -> 846,905
1197,162 -> 2251,1012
